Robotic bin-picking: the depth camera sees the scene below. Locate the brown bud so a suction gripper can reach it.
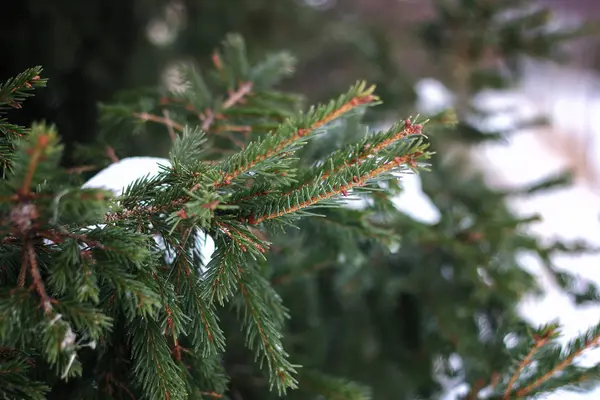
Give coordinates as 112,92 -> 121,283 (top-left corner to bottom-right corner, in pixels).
176,209 -> 188,219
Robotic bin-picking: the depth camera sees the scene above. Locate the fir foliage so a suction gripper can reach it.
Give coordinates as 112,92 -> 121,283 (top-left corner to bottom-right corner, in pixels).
1,2 -> 600,399
0,38 -> 431,399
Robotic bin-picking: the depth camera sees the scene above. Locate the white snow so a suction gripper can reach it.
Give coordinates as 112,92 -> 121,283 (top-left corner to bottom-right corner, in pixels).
392,173 -> 441,224
82,157 -> 171,195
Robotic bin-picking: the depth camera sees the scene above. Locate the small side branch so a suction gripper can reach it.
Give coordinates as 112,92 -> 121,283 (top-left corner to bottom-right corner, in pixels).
223,82 -> 253,110
504,334 -> 551,398
20,134 -> 50,196
25,240 -> 52,313
216,89 -> 377,188
251,154 -> 417,225
162,109 -> 177,142
133,112 -> 185,132
515,333 -> 600,397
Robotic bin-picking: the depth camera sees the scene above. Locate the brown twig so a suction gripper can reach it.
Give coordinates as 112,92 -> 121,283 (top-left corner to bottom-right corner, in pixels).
200,392 -> 223,399
162,109 -> 177,142
25,240 -> 52,313
0,75 -> 41,107
105,146 -> 119,164
200,82 -> 253,133
17,251 -> 27,287
223,82 -> 253,109
217,222 -> 267,254
218,132 -> 247,149
201,108 -> 215,131
105,197 -> 188,223
504,335 -> 550,398
20,134 -> 49,196
215,125 -> 252,133
212,53 -> 223,71
104,373 -> 137,400
39,230 -> 108,252
133,112 -> 185,132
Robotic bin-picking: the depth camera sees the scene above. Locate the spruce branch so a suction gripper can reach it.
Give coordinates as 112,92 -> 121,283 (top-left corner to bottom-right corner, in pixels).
233,265 -> 297,394
173,252 -> 225,357
203,236 -> 252,306
504,326 -> 555,398
130,317 -> 187,400
234,118 -> 426,204
215,81 -> 378,187
0,66 -> 46,113
250,152 -> 425,225
217,221 -> 268,255
515,328 -> 600,397
282,118 -> 425,195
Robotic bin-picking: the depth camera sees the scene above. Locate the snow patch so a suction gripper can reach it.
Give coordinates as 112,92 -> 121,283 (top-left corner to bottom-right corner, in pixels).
82,157 -> 215,270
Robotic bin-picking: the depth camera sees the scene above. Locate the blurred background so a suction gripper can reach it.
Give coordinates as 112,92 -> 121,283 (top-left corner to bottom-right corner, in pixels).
1,0 -> 599,179
2,0 -> 600,399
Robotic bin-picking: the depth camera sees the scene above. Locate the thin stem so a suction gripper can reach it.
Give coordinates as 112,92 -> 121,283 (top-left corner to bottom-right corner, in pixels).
20,134 -> 49,196
134,112 -> 185,132
504,335 -> 549,399
223,82 -> 253,109
162,109 -> 177,142
105,146 -> 119,164
26,240 -> 52,313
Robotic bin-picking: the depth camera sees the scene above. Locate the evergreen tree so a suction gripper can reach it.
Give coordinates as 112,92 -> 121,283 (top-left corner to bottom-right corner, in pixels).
2,1 -> 600,400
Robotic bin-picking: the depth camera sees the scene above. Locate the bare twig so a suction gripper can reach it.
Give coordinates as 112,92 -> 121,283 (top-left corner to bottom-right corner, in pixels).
26,240 -> 52,313
105,146 -> 119,164
223,82 -> 253,109
162,109 -> 177,142
504,336 -> 550,398
134,112 -> 185,132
